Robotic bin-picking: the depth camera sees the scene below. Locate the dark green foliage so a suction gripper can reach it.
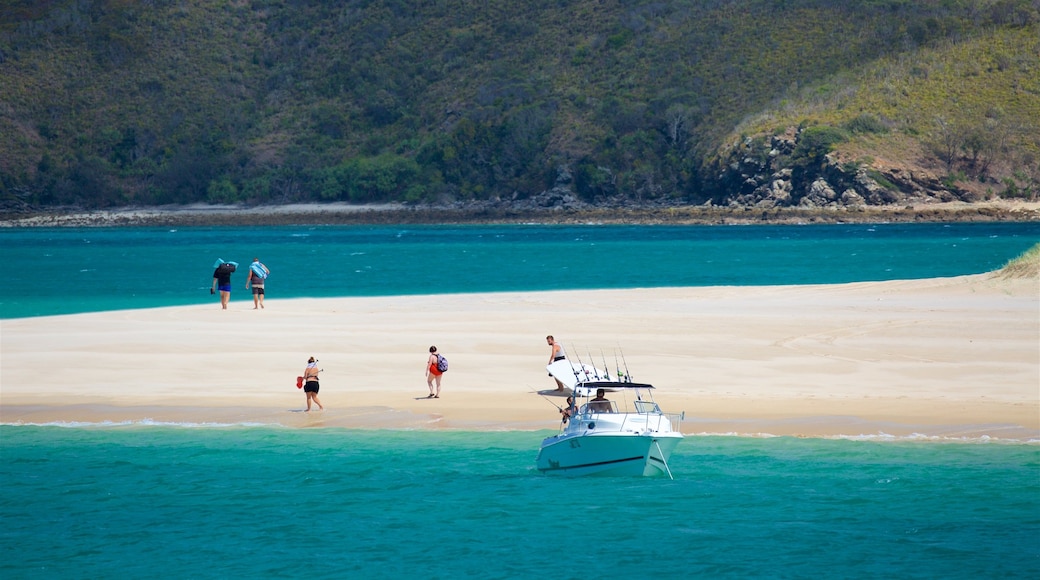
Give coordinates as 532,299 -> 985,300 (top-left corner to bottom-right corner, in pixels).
317,154 -> 422,203
1,0 -> 1037,207
791,126 -> 849,167
867,169 -> 896,190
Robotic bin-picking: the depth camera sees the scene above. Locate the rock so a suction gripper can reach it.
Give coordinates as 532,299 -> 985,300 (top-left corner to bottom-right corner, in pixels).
840,188 -> 866,207
767,177 -> 792,205
806,178 -> 838,205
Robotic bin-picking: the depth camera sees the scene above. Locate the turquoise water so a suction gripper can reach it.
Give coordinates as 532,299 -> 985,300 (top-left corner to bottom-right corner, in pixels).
1,222 -> 1038,318
3,223 -> 1039,576
1,427 -> 1037,578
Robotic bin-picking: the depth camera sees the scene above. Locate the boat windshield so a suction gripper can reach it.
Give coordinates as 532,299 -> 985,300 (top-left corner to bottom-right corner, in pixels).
580,400 -> 616,414
634,400 -> 661,414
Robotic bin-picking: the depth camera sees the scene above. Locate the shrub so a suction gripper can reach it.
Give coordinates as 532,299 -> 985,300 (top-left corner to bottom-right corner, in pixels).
790,125 -> 848,166
866,169 -> 895,190
844,114 -> 888,135
206,177 -> 239,204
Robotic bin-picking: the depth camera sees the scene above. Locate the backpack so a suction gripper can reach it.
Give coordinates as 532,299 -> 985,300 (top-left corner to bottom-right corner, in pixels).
436,354 -> 448,372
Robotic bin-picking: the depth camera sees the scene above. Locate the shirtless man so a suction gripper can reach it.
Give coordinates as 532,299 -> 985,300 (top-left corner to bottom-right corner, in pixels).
546,335 -> 567,391
589,388 -> 612,413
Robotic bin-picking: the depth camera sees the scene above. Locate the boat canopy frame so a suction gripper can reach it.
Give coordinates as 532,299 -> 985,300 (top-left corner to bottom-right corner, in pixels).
577,381 -> 655,390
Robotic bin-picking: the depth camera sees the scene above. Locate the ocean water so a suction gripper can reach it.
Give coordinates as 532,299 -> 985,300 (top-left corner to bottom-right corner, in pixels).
2,223 -> 1039,576
1,222 -> 1038,318
1,427 -> 1037,578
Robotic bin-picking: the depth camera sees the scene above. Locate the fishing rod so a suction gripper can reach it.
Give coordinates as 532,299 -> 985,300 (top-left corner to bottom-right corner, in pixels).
571,344 -> 589,383
576,347 -> 597,383
600,350 -> 611,383
618,344 -> 632,383
529,387 -> 563,411
529,386 -> 574,427
564,344 -> 582,383
586,348 -> 602,380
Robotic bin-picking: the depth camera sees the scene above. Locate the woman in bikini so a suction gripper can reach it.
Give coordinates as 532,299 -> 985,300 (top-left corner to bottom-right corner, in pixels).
302,356 -> 324,412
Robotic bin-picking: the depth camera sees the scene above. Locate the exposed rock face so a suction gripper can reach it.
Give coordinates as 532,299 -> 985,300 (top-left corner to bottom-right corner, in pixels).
712,128 -> 976,208
518,165 -> 584,210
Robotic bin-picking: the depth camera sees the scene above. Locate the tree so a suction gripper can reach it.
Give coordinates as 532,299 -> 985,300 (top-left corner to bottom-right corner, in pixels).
932,116 -> 963,171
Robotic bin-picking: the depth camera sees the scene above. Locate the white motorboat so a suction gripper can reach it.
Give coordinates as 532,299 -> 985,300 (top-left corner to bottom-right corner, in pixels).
536,357 -> 684,478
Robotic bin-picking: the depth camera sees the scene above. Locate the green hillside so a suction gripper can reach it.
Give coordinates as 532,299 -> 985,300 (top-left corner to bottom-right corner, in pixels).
715,25 -> 1040,205
1,0 -> 1037,210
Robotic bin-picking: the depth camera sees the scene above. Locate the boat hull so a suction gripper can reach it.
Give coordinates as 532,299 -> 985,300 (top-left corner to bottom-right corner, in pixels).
535,431 -> 682,477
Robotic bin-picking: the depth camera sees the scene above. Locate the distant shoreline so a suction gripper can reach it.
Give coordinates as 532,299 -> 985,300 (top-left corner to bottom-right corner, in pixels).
2,200 -> 1039,227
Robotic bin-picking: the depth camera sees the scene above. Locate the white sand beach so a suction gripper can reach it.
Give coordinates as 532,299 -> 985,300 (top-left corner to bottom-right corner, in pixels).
2,274 -> 1037,439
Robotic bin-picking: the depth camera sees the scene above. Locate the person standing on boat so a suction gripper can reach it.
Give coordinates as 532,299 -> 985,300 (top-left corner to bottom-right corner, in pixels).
546,335 -> 567,391
302,356 -> 324,412
245,257 -> 269,310
425,346 -> 444,398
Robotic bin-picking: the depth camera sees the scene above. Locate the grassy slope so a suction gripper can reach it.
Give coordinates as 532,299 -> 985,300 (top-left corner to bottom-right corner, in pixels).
727,26 -> 1040,194
0,1 -> 1037,206
996,241 -> 1040,278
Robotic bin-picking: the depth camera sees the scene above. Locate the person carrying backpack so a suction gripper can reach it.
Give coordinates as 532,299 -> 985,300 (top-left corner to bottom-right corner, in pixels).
425,345 -> 447,398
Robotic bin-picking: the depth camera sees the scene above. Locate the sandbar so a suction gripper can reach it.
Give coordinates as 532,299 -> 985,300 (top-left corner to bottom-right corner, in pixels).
2,274 -> 1037,440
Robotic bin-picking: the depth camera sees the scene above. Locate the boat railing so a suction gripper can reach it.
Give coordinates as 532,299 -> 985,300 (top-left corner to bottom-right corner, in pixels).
663,412 -> 683,432
575,405 -> 682,433
622,411 -> 680,433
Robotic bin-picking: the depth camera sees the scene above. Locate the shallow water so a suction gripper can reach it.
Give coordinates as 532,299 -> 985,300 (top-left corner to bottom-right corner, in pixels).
2,222 -> 1037,318
1,426 -> 1037,578
3,223 -> 1038,577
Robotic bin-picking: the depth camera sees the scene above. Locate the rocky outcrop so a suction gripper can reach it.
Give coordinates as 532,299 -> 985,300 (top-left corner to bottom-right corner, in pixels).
712,128 -> 976,209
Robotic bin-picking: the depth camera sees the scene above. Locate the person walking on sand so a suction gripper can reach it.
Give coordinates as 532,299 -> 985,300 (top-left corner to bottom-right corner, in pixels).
546,335 -> 567,391
246,257 -> 269,309
210,260 -> 237,310
302,356 -> 324,411
425,346 -> 445,398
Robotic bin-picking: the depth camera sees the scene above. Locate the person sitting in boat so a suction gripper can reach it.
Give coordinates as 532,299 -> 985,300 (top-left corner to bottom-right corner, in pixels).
560,395 -> 578,423
589,389 -> 612,413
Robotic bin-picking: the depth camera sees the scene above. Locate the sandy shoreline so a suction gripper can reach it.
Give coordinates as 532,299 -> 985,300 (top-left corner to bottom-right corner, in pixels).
2,275 -> 1038,439
2,199 -> 1040,227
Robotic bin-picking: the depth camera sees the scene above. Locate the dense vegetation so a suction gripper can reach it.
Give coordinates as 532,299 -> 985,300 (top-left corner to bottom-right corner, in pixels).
1,0 -> 1037,209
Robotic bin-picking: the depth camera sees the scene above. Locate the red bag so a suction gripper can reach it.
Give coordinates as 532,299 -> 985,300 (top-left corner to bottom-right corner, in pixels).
296,376 -> 304,389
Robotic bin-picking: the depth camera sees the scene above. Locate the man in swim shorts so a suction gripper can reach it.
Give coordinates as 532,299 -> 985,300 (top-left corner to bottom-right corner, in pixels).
246,257 -> 269,309
211,262 -> 235,310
